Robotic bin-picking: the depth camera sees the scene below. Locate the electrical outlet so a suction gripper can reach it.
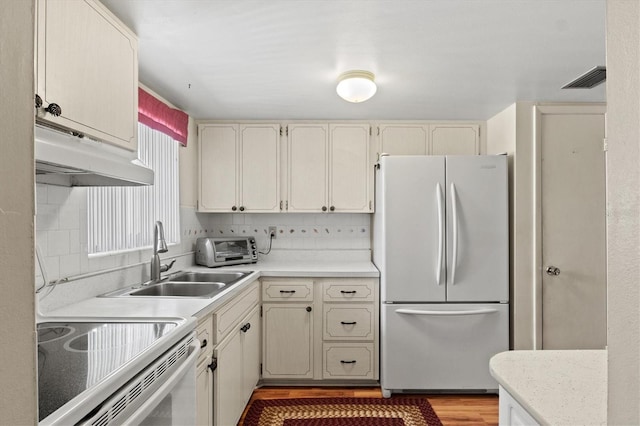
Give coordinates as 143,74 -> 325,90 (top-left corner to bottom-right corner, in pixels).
268,226 -> 277,239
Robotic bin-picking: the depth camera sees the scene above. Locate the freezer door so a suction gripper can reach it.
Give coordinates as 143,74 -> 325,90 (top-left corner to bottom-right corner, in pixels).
375,156 -> 446,303
380,303 -> 509,391
445,156 -> 509,302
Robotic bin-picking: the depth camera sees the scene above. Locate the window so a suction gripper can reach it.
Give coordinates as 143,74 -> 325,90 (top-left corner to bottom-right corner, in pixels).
88,124 -> 180,254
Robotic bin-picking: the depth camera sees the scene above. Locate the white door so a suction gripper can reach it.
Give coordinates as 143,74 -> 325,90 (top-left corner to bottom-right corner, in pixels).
445,156 -> 509,302
381,303 -> 508,391
377,156 -> 446,302
430,125 -> 480,155
329,124 -> 371,212
287,124 -> 328,212
198,124 -> 238,212
240,124 -> 280,212
539,109 -> 606,349
378,124 -> 429,155
262,304 -> 314,379
37,0 -> 138,150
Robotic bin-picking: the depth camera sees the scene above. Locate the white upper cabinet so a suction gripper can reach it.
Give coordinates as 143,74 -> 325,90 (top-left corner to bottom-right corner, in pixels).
379,124 -> 429,155
198,123 -> 280,212
329,124 -> 372,212
287,124 -> 329,212
35,0 -> 138,151
287,123 -> 373,213
430,124 -> 480,155
377,123 -> 480,156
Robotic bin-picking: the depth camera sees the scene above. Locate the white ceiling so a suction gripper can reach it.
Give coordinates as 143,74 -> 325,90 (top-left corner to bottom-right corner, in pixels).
101,0 -> 606,121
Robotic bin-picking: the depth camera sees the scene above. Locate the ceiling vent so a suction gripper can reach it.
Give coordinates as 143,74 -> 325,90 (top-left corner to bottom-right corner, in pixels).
562,66 -> 606,89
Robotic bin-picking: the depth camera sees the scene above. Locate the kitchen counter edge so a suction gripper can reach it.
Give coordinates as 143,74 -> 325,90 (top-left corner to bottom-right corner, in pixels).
489,349 -> 607,426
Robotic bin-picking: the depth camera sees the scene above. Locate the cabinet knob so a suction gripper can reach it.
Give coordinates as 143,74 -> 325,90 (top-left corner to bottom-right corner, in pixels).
231,206 -> 237,211
45,103 -> 62,117
322,206 -> 327,212
330,206 -> 335,212
200,339 -> 208,349
306,306 -> 312,312
239,206 -> 245,212
35,94 -> 43,109
241,322 -> 251,333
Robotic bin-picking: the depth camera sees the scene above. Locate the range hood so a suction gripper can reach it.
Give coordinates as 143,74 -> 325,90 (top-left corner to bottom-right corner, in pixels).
35,125 -> 154,187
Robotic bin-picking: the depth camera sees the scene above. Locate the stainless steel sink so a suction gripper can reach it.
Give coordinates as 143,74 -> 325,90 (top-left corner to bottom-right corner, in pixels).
167,271 -> 250,285
99,270 -> 254,299
128,282 -> 227,297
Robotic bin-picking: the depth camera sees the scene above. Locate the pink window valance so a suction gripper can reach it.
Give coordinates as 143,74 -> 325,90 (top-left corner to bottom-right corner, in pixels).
138,88 -> 189,146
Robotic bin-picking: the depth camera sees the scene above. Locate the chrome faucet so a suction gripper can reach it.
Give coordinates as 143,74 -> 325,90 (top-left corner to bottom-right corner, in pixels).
149,221 -> 175,283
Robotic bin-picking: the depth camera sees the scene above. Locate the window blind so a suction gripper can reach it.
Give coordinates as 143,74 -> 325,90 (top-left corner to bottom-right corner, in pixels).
88,124 -> 180,254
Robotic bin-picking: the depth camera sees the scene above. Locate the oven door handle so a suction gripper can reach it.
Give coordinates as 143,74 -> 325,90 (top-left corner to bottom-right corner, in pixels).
124,339 -> 200,424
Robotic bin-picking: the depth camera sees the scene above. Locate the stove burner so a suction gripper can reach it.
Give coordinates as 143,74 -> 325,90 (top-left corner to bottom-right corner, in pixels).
64,332 -> 126,353
37,326 -> 75,344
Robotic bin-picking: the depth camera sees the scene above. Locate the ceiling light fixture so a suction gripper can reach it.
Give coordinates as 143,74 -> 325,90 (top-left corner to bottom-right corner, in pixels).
336,70 -> 377,103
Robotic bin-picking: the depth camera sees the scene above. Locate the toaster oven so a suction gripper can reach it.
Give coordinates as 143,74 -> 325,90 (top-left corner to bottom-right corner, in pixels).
195,236 -> 258,267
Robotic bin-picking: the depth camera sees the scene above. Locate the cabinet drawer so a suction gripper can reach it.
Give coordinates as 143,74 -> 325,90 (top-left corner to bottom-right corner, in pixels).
213,281 -> 259,343
323,343 -> 375,379
196,316 -> 214,361
262,279 -> 313,302
322,279 -> 375,302
323,305 -> 374,340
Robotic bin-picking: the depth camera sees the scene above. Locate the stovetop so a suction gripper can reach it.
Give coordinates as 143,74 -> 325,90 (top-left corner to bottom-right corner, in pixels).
37,320 -> 178,421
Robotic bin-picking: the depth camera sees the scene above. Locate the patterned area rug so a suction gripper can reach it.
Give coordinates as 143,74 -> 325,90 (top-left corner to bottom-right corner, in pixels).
242,397 -> 444,426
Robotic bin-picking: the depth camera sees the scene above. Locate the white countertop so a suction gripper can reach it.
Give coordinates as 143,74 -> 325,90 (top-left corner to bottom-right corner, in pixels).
490,350 -> 607,426
45,258 -> 379,321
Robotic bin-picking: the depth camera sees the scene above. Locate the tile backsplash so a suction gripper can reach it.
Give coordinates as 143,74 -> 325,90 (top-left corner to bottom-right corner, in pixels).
35,183 -> 371,313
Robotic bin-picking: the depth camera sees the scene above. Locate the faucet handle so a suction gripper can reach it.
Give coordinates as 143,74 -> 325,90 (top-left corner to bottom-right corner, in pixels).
161,259 -> 176,273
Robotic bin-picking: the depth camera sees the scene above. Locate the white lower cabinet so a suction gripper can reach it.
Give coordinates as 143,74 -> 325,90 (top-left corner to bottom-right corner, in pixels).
196,358 -> 214,426
214,301 -> 260,426
261,277 -> 378,382
499,386 -> 540,426
195,281 -> 260,426
195,316 -> 214,426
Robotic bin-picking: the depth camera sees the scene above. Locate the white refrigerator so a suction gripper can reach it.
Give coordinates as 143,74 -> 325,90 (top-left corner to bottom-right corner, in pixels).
373,155 -> 509,397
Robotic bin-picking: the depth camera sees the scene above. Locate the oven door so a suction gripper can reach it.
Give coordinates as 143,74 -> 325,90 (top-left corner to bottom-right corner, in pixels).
79,334 -> 199,426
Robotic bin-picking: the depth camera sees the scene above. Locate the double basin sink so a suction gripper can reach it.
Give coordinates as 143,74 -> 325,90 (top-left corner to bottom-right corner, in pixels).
102,271 -> 252,299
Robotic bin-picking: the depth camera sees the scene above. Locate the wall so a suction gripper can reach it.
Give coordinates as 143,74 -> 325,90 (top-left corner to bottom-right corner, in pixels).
606,0 -> 640,422
0,0 -> 38,423
487,102 -> 536,350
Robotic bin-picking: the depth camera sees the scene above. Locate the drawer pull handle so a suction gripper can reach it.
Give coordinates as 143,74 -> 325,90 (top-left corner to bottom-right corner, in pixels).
279,290 -> 296,294
340,290 -> 357,294
340,360 -> 357,364
241,323 -> 251,333
340,321 -> 357,325
200,339 -> 208,349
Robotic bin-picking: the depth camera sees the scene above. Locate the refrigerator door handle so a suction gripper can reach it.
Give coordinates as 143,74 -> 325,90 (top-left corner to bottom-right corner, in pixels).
450,182 -> 459,285
395,308 -> 498,316
436,182 -> 444,286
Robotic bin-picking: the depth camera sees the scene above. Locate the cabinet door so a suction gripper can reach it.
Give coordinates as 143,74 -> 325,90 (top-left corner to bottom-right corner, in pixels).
262,303 -> 314,379
329,124 -> 372,212
241,307 -> 261,404
430,124 -> 480,155
287,124 -> 328,212
214,329 -> 244,426
240,124 -> 281,212
199,124 -> 239,212
36,0 -> 137,150
378,124 -> 429,155
196,359 -> 213,426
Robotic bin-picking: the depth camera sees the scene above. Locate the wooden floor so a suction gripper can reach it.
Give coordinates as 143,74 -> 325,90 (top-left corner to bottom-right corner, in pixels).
239,386 -> 498,425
